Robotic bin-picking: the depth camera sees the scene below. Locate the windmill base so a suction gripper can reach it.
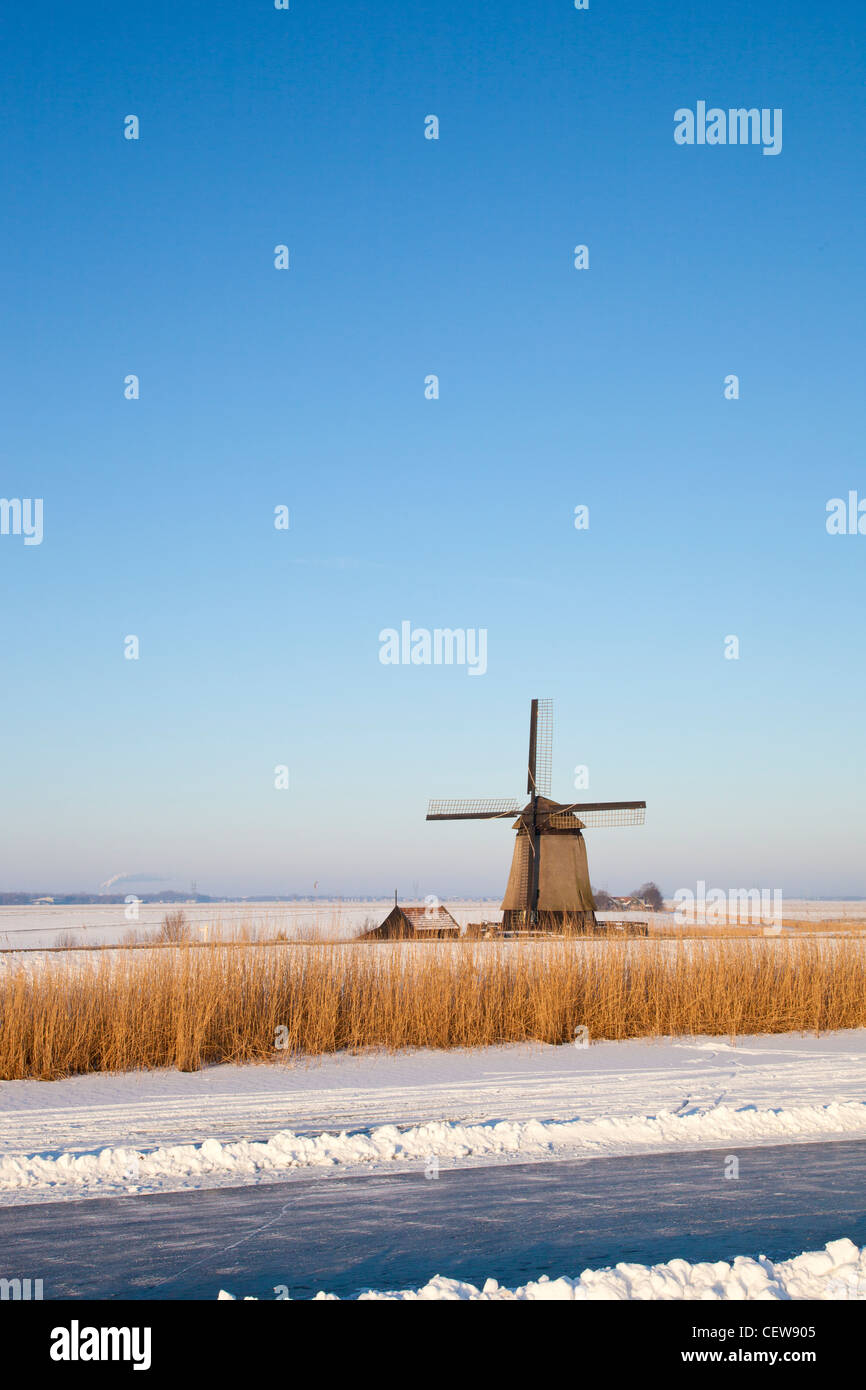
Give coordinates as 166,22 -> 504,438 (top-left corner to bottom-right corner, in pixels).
501,909 -> 598,934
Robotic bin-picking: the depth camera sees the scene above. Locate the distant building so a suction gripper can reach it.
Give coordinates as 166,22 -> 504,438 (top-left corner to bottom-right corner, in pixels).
363,903 -> 462,940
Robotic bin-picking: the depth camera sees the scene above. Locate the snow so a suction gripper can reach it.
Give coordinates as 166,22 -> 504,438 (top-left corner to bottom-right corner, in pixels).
218,1237 -> 866,1300
0,899 -> 503,950
2,897 -> 864,951
2,1031 -> 865,1203
4,1099 -> 866,1199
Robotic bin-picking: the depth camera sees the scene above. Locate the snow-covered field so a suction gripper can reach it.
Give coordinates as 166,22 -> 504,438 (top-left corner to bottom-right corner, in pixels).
219,1237 -> 866,1301
3,1031 -> 865,1204
0,899 -> 502,950
3,898 -> 865,951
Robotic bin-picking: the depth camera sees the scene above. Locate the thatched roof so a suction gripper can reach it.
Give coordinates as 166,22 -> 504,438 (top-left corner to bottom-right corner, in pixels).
399,906 -> 460,931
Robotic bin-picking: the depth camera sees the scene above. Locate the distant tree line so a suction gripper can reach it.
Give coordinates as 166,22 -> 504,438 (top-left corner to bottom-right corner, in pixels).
593,882 -> 665,912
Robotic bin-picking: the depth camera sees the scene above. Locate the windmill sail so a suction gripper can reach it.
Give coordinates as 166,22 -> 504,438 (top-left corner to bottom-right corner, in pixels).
512,832 -> 530,910
526,699 -> 538,794
534,699 -> 553,796
548,802 -> 646,829
426,798 -> 524,821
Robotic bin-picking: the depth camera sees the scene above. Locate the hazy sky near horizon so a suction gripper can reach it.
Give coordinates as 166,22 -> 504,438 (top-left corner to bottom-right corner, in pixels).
1,1 -> 864,899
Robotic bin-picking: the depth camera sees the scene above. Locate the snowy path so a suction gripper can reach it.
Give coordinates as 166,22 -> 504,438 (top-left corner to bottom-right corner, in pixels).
4,1139 -> 866,1301
4,1033 -> 865,1165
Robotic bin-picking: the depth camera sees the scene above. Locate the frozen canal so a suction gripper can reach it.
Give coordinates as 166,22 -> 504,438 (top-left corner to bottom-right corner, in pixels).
3,1138 -> 865,1300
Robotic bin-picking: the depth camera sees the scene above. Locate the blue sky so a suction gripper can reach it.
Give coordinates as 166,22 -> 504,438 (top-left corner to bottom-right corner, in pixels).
1,0 -> 863,898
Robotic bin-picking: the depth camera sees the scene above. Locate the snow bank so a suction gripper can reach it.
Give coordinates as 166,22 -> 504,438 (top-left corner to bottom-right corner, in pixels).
218,1238 -> 866,1301
3,1099 -> 866,1196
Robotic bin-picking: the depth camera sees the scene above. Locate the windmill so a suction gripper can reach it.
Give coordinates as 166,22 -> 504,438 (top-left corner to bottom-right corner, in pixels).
426,699 -> 646,932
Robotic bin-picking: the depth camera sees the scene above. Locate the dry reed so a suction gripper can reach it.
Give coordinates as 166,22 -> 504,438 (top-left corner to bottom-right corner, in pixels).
2,937 -> 865,1080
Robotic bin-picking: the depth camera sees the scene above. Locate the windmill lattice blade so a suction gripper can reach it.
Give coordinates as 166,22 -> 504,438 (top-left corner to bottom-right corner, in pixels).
549,802 -> 645,829
515,833 -> 530,909
534,699 -> 553,796
526,699 -> 538,795
427,797 -> 524,821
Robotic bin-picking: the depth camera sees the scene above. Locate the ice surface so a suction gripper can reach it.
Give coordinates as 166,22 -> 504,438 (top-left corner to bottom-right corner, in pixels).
218,1237 -> 866,1301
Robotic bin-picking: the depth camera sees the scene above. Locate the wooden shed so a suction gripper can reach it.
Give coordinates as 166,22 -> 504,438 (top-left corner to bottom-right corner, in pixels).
363,903 -> 462,940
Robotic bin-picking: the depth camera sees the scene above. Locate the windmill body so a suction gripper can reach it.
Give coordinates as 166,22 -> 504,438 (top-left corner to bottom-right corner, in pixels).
427,700 -> 646,933
500,795 -> 597,930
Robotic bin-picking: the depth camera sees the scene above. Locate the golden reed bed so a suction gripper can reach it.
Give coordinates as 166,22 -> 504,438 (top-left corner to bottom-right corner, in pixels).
2,938 -> 866,1080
